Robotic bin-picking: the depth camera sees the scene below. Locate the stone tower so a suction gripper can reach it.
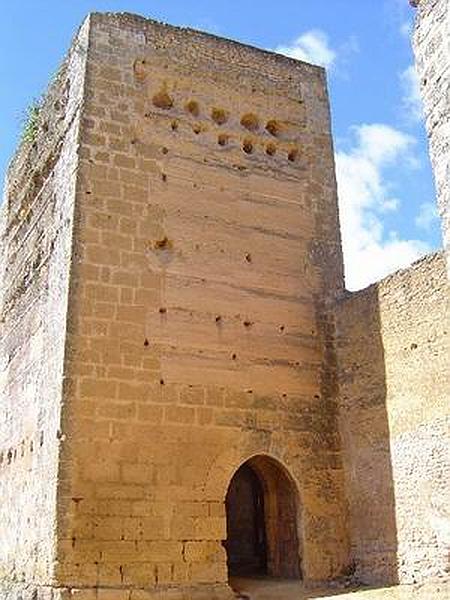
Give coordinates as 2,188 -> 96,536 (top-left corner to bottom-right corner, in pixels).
412,0 -> 450,276
2,7 -> 449,600
0,13 -> 349,599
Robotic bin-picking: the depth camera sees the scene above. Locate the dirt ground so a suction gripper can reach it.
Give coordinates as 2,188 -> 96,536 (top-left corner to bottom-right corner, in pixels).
229,577 -> 450,599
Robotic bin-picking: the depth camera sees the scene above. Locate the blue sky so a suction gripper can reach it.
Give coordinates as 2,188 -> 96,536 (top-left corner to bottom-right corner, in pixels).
0,0 -> 441,290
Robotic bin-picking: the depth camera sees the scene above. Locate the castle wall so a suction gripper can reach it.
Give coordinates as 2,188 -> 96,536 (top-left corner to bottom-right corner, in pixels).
55,13 -> 349,598
0,22 -> 89,600
336,252 -> 449,585
413,0 -> 450,276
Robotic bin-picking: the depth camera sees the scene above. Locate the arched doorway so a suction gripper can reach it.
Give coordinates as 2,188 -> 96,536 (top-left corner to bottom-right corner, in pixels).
225,455 -> 301,579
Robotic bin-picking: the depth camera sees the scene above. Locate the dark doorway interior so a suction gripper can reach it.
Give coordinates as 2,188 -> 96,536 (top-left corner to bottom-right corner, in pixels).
225,463 -> 267,576
225,456 -> 301,580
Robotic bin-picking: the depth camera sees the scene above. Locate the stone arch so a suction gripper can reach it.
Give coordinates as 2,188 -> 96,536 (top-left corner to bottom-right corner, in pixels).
224,454 -> 302,579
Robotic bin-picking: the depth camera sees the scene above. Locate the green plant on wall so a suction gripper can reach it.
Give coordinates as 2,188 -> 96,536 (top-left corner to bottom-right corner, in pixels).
21,99 -> 42,144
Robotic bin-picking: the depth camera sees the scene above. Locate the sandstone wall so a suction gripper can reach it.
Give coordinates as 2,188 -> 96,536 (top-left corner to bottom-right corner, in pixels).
336,252 -> 449,586
0,22 -> 89,600
55,13 -> 349,598
413,0 -> 450,276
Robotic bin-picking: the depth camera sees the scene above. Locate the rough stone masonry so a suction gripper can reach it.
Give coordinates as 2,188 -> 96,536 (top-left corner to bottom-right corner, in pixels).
0,5 -> 448,600
412,0 -> 450,276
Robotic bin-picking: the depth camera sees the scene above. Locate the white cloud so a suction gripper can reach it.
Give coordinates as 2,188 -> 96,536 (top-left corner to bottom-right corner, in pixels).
336,123 -> 430,290
415,201 -> 439,231
275,30 -> 336,69
400,64 -> 423,122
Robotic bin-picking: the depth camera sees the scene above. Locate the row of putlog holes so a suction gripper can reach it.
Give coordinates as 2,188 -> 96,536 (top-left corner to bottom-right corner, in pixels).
152,93 -> 299,162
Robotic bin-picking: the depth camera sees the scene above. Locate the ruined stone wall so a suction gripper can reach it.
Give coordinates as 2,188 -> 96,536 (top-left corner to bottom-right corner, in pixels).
0,22 -> 89,600
413,0 -> 450,276
54,13 -> 349,598
336,252 -> 449,586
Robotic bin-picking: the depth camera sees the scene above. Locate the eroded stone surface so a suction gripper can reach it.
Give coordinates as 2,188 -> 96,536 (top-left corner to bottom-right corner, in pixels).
336,253 -> 449,586
413,0 -> 450,275
0,18 -> 90,597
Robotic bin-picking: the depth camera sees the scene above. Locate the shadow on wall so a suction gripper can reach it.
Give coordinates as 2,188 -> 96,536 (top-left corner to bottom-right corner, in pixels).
336,285 -> 398,586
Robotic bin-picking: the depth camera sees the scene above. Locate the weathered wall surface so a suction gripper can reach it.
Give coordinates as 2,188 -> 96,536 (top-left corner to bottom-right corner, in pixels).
55,12 -> 349,598
336,252 -> 449,586
0,22 -> 88,600
413,0 -> 450,276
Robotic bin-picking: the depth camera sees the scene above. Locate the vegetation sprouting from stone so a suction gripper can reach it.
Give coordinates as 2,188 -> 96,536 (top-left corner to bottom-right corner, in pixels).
21,99 -> 42,144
